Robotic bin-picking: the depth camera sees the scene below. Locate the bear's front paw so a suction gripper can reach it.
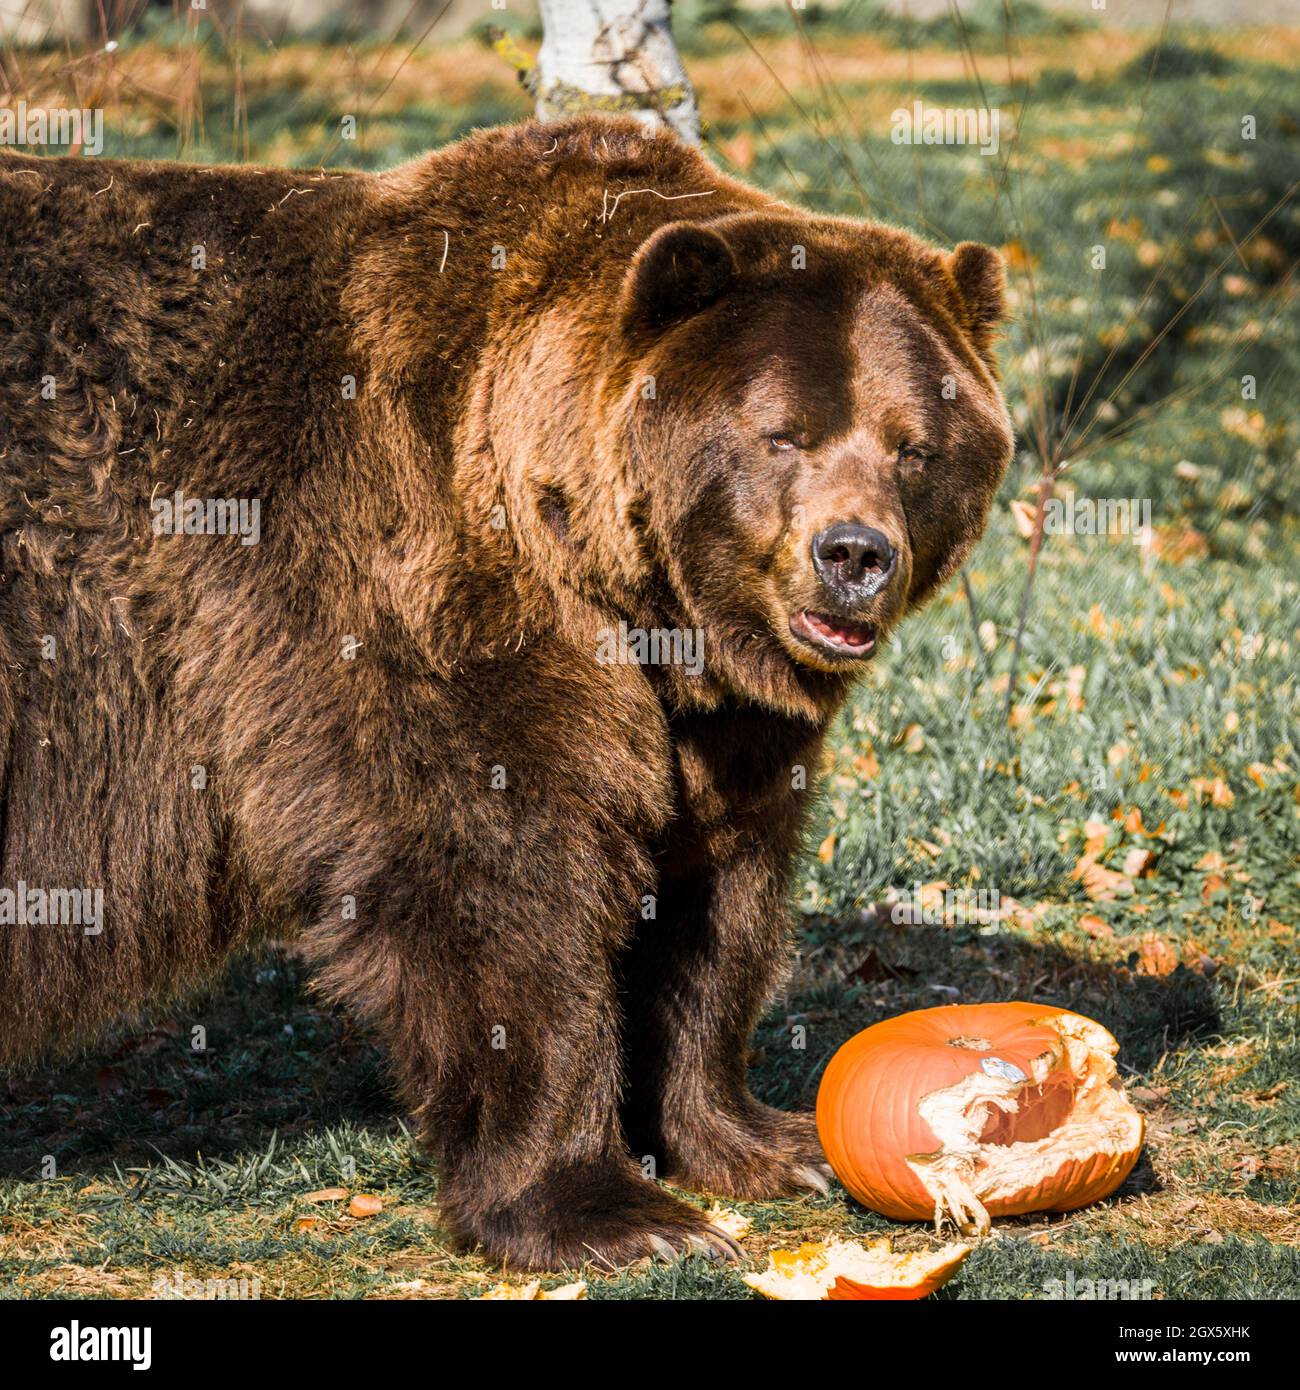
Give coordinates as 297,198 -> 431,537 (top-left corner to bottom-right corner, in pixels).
441,1160 -> 743,1272
654,1101 -> 834,1201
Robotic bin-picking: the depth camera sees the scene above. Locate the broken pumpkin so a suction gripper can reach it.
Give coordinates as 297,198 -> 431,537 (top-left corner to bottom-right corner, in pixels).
816,1002 -> 1143,1234
745,1237 -> 970,1300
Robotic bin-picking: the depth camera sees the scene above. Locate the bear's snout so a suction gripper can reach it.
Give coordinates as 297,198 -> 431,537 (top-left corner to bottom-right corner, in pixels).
811,521 -> 898,601
784,519 -> 905,664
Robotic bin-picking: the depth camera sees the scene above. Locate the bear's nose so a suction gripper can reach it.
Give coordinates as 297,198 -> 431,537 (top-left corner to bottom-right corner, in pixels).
812,522 -> 898,598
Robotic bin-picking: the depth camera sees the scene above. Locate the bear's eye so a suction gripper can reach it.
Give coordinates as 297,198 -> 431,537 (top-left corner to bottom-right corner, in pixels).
769,434 -> 799,451
898,443 -> 930,466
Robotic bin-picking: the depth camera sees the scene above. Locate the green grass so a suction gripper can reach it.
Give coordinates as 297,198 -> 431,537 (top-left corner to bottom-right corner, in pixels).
1,14 -> 1297,1300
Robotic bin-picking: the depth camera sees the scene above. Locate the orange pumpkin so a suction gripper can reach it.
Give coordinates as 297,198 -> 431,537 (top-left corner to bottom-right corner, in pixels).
816,1002 -> 1144,1233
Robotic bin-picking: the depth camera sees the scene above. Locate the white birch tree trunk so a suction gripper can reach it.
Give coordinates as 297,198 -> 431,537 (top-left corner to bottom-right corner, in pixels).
0,0 -> 82,46
533,0 -> 700,146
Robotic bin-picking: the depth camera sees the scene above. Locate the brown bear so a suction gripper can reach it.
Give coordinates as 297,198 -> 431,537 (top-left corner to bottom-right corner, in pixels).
0,115 -> 1012,1269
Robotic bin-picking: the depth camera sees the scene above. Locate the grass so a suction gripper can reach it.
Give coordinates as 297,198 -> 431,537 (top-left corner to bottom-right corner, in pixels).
1,8 -> 1297,1300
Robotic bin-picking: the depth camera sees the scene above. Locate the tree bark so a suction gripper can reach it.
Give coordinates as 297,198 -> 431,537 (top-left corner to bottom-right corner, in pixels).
534,0 -> 700,145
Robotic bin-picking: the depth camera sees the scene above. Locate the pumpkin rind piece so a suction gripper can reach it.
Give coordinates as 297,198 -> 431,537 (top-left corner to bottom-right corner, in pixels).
744,1237 -> 970,1300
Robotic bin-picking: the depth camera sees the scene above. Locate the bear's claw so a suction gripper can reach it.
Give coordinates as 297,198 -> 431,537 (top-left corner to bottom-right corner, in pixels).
443,1159 -> 748,1272
793,1163 -> 832,1196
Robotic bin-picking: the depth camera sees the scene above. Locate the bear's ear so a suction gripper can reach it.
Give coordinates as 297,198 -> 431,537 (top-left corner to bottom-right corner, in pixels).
619,221 -> 738,337
945,241 -> 1007,356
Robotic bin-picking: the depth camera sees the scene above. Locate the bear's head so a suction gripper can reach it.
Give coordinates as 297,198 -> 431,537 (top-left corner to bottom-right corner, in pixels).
606,210 -> 1014,716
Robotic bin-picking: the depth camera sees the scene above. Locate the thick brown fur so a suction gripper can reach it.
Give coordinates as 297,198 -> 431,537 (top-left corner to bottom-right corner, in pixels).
0,116 -> 1012,1269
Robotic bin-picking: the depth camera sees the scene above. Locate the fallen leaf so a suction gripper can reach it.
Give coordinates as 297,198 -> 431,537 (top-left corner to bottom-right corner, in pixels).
95,1067 -> 126,1096
348,1193 -> 384,1218
1202,874 -> 1229,902
1083,818 -> 1111,855
998,897 -> 1046,932
849,947 -> 915,983
1151,522 -> 1212,564
717,131 -> 754,170
303,1188 -> 349,1204
1122,933 -> 1179,976
852,748 -> 880,779
1240,1082 -> 1286,1108
1122,847 -> 1158,878
1191,776 -> 1234,807
113,1021 -> 182,1057
1152,525 -> 1209,565
1001,240 -> 1039,272
1009,498 -> 1038,538
1072,854 -> 1134,901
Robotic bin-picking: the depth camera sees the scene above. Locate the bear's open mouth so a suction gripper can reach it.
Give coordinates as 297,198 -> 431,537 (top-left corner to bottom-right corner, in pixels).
790,610 -> 878,659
